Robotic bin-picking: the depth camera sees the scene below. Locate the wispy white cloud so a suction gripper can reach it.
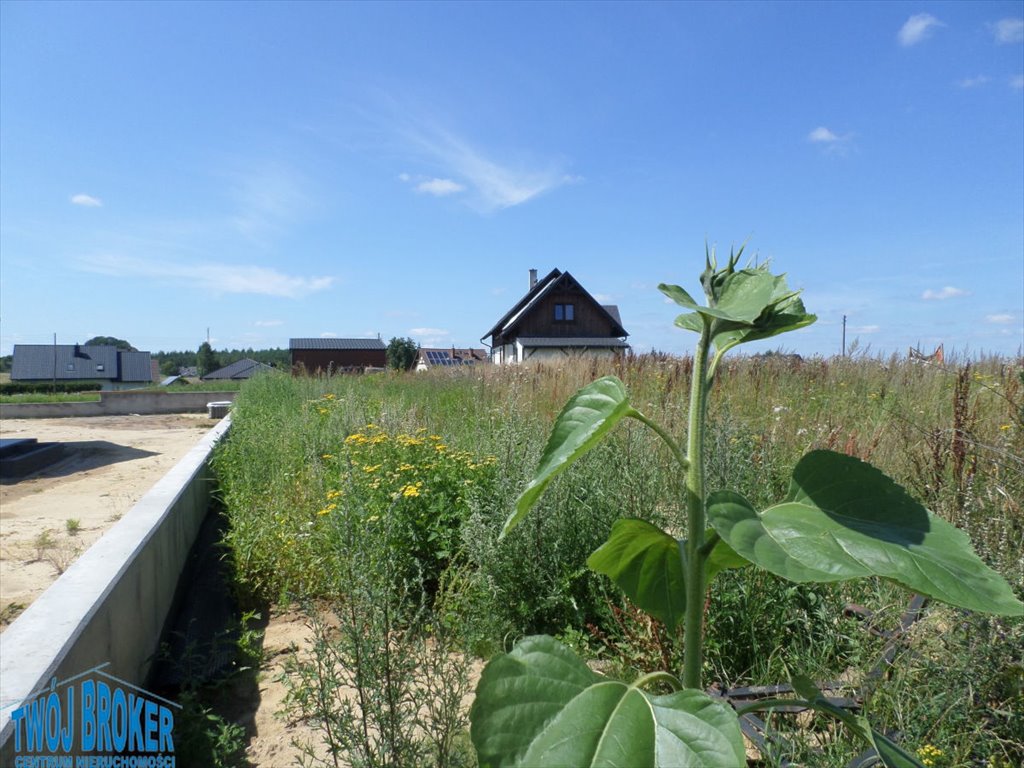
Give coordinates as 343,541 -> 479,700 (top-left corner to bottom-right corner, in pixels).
991,18 -> 1024,44
922,286 -> 968,300
898,14 -> 944,47
405,127 -> 574,211
77,254 -> 333,298
254,319 -> 284,327
71,193 -> 102,207
851,324 -> 880,334
955,75 -> 990,89
808,127 -> 840,143
986,313 -> 1015,324
1010,75 -> 1024,89
320,332 -> 338,338
807,126 -> 852,154
410,327 -> 449,336
412,177 -> 465,196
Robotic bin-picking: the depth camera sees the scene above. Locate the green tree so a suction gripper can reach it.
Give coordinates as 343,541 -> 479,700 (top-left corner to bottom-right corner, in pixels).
159,359 -> 180,377
83,336 -> 136,351
385,337 -> 418,371
197,342 -> 219,378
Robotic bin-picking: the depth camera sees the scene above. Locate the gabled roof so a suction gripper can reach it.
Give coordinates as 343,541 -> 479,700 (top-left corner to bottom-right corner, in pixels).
482,270 -> 628,341
202,358 -> 273,380
483,269 -> 562,340
119,351 -> 156,382
290,338 -> 386,351
11,344 -> 152,382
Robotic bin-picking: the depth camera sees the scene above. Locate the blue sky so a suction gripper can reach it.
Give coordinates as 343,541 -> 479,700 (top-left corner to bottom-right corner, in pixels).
2,1 -> 1022,358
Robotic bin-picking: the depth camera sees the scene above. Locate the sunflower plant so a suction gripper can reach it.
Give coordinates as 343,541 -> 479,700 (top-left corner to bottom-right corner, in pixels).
469,247 -> 1023,767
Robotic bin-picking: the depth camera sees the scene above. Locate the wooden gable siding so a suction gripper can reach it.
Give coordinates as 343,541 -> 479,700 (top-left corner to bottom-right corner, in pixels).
512,286 -> 617,339
291,348 -> 386,374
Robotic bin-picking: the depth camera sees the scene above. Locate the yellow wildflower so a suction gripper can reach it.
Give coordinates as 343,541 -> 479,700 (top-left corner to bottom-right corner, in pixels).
322,453 -> 335,460
317,503 -> 337,516
400,481 -> 424,498
327,489 -> 342,500
429,434 -> 442,441
916,745 -> 942,767
398,463 -> 416,471
364,464 -> 382,473
1000,424 -> 1012,430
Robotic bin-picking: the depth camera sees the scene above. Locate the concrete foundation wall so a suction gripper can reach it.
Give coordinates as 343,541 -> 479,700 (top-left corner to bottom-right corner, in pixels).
0,417 -> 231,761
0,390 -> 237,419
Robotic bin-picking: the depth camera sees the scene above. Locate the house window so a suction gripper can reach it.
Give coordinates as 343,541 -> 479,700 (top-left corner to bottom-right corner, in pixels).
554,303 -> 575,322
66,363 -> 75,371
96,364 -> 105,372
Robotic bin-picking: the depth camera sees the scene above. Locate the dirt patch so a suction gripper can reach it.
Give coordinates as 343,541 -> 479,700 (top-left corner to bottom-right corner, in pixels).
236,607 -> 484,767
0,413 -> 218,625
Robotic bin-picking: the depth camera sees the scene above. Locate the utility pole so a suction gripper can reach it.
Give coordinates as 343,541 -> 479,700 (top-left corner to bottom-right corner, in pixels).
842,315 -> 847,357
53,333 -> 57,392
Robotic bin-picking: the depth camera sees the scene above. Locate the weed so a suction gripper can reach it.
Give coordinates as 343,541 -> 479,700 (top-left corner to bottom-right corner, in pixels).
65,518 -> 81,535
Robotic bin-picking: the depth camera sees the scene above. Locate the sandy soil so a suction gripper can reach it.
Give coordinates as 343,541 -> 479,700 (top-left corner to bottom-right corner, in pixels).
0,413 -> 216,624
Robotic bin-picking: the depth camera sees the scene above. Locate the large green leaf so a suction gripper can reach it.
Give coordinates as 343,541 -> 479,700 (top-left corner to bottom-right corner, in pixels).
588,519 -> 686,630
588,521 -> 748,631
705,531 -> 750,581
660,266 -> 815,347
707,450 -> 1024,616
470,635 -> 745,768
659,270 -> 777,324
505,377 -> 636,536
712,292 -> 816,351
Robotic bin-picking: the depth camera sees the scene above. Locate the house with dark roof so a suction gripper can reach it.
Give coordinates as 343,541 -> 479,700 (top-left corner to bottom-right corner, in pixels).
11,344 -> 155,389
415,347 -> 487,372
482,269 -> 629,364
201,358 -> 274,381
290,338 -> 387,374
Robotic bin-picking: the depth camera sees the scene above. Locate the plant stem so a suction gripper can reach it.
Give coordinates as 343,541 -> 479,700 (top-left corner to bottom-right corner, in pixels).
630,410 -> 689,471
682,325 -> 712,690
632,671 -> 683,692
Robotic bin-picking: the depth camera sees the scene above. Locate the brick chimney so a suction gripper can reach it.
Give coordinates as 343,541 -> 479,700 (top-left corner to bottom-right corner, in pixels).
529,268 -> 537,289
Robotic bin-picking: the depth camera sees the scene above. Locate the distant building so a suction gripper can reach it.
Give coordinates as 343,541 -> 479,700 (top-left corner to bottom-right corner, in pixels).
11,344 -> 155,389
289,338 -> 387,374
415,347 -> 487,372
201,358 -> 274,381
482,269 -> 629,364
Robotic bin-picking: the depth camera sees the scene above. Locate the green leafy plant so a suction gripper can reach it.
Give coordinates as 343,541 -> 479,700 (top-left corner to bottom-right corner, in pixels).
386,336 -> 419,371
470,247 -> 1024,767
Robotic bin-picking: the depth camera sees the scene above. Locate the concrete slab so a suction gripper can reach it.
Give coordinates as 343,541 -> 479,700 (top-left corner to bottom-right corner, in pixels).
0,416 -> 231,760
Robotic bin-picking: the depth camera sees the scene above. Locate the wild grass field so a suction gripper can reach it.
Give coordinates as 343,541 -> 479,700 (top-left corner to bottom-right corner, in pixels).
212,354 -> 1023,767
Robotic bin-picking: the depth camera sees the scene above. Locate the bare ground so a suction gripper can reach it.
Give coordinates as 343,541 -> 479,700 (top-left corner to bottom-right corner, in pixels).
0,413 -> 216,624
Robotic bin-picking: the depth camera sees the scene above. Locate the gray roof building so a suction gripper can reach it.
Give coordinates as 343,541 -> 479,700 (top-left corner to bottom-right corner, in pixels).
289,338 -> 386,351
202,358 -> 274,380
11,345 -> 153,383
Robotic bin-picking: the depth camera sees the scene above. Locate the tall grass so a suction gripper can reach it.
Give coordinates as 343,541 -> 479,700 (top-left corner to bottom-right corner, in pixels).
214,355 -> 1023,765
